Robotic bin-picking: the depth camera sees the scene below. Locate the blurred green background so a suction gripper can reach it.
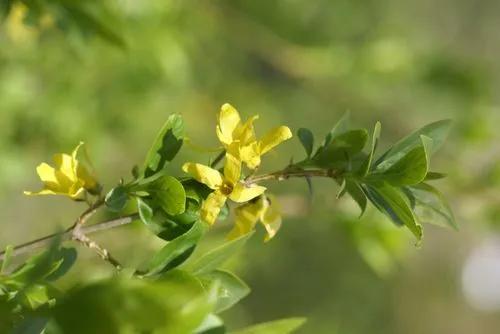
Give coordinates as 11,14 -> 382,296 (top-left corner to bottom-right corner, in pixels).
1,0 -> 500,333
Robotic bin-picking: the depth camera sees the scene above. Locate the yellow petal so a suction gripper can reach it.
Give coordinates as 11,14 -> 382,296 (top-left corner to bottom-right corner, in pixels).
240,142 -> 261,169
53,153 -> 78,182
261,194 -> 282,241
201,191 -> 227,225
216,103 -> 241,145
36,163 -> 57,184
36,163 -> 71,193
259,126 -> 293,155
223,153 -> 241,186
227,200 -> 264,240
182,163 -> 223,190
233,115 -> 258,146
72,142 -> 98,191
229,183 -> 266,203
24,189 -> 57,196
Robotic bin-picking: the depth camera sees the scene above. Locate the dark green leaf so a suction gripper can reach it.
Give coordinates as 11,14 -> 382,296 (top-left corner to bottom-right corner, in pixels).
313,129 -> 368,168
142,114 -> 184,177
322,111 -> 350,148
375,119 -> 451,171
425,171 -> 447,180
189,233 -> 254,275
104,185 -> 128,212
369,135 -> 432,186
345,180 -> 367,217
359,121 -> 381,176
45,248 -> 77,281
364,182 -> 423,240
146,221 -> 208,276
297,128 -> 314,157
230,318 -> 307,334
147,175 -> 186,216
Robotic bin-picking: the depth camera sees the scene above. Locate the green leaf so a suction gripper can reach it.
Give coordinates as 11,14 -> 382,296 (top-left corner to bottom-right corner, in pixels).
195,314 -> 226,334
53,276 -> 215,334
368,136 -> 430,186
364,182 -> 423,241
410,183 -> 457,230
375,119 -> 451,171
138,198 -> 197,241
345,180 -> 367,217
322,112 -> 350,148
359,121 -> 381,176
230,318 -> 307,334
425,171 -> 447,180
104,185 -> 128,212
313,129 -> 368,168
45,247 -> 78,281
189,233 -> 254,276
146,221 -> 208,276
1,245 -> 14,274
202,270 -> 251,313
142,114 -> 184,178
147,175 -> 186,216
297,128 -> 314,157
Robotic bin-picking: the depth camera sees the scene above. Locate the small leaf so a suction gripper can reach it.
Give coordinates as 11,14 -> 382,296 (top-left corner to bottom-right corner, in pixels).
345,180 -> 367,217
189,233 -> 254,276
230,318 -> 307,334
410,183 -> 457,230
364,182 -> 423,241
375,119 -> 451,170
322,111 -> 351,148
142,114 -> 184,178
147,176 -> 186,216
45,248 -> 78,281
105,185 -> 129,212
313,129 -> 368,168
425,171 -> 447,180
359,121 -> 381,176
202,270 -> 250,313
146,221 -> 208,276
297,128 -> 314,157
195,314 -> 225,334
1,245 -> 13,274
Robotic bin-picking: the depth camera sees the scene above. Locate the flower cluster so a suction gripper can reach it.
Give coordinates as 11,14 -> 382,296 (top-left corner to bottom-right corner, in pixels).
183,103 -> 292,240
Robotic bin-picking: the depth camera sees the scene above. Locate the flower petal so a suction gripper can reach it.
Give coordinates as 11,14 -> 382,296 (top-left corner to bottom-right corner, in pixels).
201,191 -> 227,225
223,153 -> 241,185
229,183 -> 266,203
261,194 -> 282,241
227,200 -> 264,240
234,115 -> 258,146
240,142 -> 261,169
182,163 -> 223,190
24,189 -> 57,196
53,153 -> 78,182
216,103 -> 241,145
36,163 -> 57,184
259,126 -> 293,155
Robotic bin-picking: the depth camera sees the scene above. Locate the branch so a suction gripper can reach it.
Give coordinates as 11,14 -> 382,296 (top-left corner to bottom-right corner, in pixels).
0,214 -> 139,261
245,168 -> 341,185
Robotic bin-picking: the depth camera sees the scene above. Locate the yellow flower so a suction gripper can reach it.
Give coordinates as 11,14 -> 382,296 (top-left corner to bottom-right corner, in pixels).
24,142 -> 99,199
227,194 -> 282,242
182,154 -> 266,225
216,103 -> 292,169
